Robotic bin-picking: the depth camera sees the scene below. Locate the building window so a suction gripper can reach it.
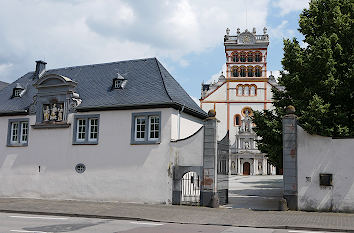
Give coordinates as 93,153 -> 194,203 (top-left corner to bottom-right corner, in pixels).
149,116 -> 160,140
73,114 -> 100,145
250,85 -> 257,96
240,67 -> 246,77
237,85 -> 243,96
241,106 -> 253,117
135,116 -> 146,141
13,89 -> 22,97
232,67 -> 239,77
244,85 -> 249,95
7,118 -> 29,147
255,52 -> 262,62
89,118 -> 99,141
247,66 -> 253,77
131,112 -> 161,144
234,114 -> 241,126
255,66 -> 262,77
232,53 -> 239,62
240,53 -> 246,62
247,52 -> 253,62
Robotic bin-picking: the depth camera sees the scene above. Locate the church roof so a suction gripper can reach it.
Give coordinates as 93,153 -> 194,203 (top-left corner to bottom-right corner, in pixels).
0,58 -> 207,119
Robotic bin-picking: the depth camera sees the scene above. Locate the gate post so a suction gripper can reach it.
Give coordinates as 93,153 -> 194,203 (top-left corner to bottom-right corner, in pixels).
201,110 -> 219,207
282,105 -> 298,210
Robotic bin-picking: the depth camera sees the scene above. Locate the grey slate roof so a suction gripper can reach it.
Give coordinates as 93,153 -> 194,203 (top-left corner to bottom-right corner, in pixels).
0,81 -> 8,90
0,58 -> 207,119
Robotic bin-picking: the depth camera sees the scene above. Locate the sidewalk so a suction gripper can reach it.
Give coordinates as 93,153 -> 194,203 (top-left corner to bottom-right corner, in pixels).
1,198 -> 354,232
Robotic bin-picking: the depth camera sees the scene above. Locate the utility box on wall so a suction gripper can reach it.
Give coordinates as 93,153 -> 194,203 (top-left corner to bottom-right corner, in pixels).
319,173 -> 333,186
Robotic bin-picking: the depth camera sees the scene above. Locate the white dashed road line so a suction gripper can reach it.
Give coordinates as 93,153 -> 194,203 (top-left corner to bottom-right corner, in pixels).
10,230 -> 50,233
129,221 -> 164,226
9,215 -> 68,220
288,230 -> 325,233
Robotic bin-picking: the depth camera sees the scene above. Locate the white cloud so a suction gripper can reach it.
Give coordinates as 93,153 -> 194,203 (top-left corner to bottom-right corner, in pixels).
273,0 -> 309,16
0,0 -> 270,82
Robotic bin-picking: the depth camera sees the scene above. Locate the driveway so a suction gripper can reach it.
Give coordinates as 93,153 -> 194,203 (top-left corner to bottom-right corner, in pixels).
226,175 -> 283,210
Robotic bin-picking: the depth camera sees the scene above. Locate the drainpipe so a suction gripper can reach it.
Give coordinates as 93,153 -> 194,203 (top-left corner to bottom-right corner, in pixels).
177,105 -> 185,140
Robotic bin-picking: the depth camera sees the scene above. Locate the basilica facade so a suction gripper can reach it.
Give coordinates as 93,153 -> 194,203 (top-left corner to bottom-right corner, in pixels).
200,27 -> 278,175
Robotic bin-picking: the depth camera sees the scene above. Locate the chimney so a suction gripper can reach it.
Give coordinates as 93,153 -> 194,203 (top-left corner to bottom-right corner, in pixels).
34,60 -> 47,79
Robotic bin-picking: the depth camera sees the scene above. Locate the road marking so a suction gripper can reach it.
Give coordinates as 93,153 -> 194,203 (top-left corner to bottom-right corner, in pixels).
129,221 -> 163,226
9,215 -> 68,220
288,231 -> 325,233
11,230 -> 49,233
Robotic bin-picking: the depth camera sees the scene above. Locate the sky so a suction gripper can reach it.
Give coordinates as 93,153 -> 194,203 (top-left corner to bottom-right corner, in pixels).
0,0 -> 309,102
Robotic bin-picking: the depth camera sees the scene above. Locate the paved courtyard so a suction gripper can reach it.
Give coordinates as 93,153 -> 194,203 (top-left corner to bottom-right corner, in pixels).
226,175 -> 283,210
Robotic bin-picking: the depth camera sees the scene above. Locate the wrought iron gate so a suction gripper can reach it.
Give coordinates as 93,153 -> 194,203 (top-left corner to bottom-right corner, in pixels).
181,171 -> 200,205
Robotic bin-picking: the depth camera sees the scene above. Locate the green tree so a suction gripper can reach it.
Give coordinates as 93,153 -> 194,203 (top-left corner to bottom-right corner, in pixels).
253,0 -> 354,168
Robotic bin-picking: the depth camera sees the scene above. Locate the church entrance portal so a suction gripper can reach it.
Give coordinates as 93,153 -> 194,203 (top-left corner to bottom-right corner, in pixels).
243,162 -> 250,175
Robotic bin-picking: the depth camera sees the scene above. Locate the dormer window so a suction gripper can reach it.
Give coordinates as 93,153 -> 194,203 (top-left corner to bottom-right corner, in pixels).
14,89 -> 22,97
113,73 -> 127,89
12,83 -> 25,98
114,79 -> 123,89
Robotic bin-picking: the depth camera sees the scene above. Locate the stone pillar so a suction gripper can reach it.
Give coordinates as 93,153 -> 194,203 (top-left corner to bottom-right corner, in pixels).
282,105 -> 298,210
201,110 -> 219,207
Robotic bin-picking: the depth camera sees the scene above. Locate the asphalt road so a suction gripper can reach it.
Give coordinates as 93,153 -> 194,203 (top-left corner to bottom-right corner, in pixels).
0,212 -> 343,233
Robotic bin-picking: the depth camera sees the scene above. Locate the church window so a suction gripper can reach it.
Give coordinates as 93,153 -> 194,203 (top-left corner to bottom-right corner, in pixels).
234,114 -> 241,126
73,114 -> 100,145
247,52 -> 253,62
240,53 -> 246,62
131,112 -> 161,144
7,118 -> 29,147
250,85 -> 256,96
75,163 -> 86,174
237,85 -> 243,96
241,106 -> 253,117
240,67 -> 246,77
232,67 -> 239,77
244,86 -> 249,95
247,66 -> 253,77
255,66 -> 262,77
255,52 -> 262,62
232,53 -> 239,62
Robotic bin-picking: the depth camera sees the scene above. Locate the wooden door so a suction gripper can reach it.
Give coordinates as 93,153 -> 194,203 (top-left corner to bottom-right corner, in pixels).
243,162 -> 250,175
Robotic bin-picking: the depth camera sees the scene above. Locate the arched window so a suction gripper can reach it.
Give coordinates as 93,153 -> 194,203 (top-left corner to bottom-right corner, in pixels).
255,52 -> 262,62
247,52 -> 253,62
255,66 -> 262,77
250,85 -> 256,96
237,85 -> 243,96
232,53 -> 239,62
244,85 -> 249,95
234,114 -> 241,126
247,66 -> 253,77
240,66 -> 246,77
232,67 -> 239,77
240,52 -> 246,62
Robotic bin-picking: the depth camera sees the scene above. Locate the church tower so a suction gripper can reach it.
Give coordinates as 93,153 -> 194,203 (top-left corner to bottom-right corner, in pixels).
200,27 -> 277,175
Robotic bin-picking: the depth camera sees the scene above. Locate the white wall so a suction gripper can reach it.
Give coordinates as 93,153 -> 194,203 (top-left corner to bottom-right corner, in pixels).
170,110 -> 203,140
0,108 -> 204,204
297,126 -> 354,212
